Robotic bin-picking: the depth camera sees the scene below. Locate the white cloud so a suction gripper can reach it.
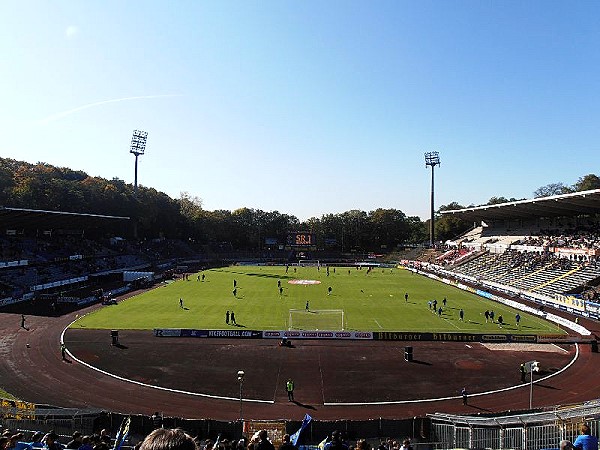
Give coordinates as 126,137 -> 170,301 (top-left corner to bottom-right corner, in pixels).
65,26 -> 79,38
38,95 -> 182,125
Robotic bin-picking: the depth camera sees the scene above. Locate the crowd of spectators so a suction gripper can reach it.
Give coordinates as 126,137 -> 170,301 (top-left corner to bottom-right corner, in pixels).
435,248 -> 473,266
506,249 -> 574,271
0,427 -> 418,450
0,428 -> 112,450
514,225 -> 600,251
159,429 -> 413,450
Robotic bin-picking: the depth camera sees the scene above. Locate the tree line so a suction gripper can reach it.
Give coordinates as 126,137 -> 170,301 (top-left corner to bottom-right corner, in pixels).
1,158 -> 597,252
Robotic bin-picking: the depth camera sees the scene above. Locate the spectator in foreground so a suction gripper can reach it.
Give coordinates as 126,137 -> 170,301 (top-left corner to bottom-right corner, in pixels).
279,434 -> 298,450
25,432 -> 45,450
6,433 -> 24,450
324,431 -> 348,450
42,432 -> 62,450
560,440 -> 574,450
79,436 -> 93,450
573,424 -> 598,450
355,439 -> 370,450
139,429 -> 198,450
65,432 -> 82,449
278,435 -> 297,450
255,431 -> 274,450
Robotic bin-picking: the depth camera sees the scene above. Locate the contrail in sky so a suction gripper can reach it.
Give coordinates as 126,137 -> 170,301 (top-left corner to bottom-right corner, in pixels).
39,94 -> 181,124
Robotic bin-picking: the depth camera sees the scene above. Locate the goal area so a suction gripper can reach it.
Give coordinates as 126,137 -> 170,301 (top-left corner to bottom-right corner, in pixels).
288,309 -> 345,331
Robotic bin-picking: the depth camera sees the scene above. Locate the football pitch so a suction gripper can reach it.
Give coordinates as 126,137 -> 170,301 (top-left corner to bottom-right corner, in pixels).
73,265 -> 565,335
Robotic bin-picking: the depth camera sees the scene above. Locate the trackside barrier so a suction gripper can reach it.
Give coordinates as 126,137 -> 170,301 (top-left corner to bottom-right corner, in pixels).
429,399 -> 600,450
153,328 -> 592,344
5,402 -> 600,450
5,398 -> 600,450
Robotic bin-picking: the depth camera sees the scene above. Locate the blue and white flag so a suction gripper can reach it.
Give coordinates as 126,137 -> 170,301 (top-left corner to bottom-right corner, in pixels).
112,416 -> 131,450
290,414 -> 312,446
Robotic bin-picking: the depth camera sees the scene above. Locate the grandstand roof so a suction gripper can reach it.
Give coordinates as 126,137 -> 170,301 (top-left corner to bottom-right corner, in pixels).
0,207 -> 129,229
440,189 -> 600,221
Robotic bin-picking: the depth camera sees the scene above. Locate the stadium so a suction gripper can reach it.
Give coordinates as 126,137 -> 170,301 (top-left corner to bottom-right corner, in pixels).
1,186 -> 600,450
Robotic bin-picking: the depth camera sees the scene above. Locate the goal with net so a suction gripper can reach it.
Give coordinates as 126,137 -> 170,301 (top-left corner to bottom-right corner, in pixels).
298,260 -> 320,267
288,309 -> 345,331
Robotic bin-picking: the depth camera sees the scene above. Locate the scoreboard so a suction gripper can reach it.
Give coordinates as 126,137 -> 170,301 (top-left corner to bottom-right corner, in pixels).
286,232 -> 316,250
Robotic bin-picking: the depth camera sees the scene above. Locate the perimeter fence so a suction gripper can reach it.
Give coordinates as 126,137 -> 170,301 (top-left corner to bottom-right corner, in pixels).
429,399 -> 600,450
3,399 -> 600,450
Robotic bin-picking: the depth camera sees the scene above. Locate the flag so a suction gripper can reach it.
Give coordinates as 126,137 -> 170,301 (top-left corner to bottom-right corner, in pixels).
317,437 -> 328,450
213,434 -> 222,450
290,414 -> 312,446
112,416 -> 131,450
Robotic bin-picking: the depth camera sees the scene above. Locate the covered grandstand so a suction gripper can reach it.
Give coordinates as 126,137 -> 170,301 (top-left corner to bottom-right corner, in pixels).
432,189 -> 600,320
440,189 -> 600,222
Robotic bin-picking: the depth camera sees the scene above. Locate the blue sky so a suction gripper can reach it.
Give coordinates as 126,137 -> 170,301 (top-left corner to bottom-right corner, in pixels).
1,1 -> 599,221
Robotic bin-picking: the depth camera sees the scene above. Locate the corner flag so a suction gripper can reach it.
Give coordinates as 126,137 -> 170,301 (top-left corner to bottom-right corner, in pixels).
290,414 -> 312,445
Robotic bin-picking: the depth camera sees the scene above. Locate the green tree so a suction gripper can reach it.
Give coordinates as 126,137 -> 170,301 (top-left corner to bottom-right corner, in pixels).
534,182 -> 573,198
367,208 -> 409,250
573,174 -> 600,192
435,202 -> 471,243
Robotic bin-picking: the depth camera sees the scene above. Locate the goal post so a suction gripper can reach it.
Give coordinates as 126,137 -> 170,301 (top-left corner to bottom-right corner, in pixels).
298,260 -> 320,267
288,309 -> 345,331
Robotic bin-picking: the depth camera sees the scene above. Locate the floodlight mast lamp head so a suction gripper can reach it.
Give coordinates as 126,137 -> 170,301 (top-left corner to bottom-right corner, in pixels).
130,129 -> 148,198
130,130 -> 148,156
424,151 -> 440,168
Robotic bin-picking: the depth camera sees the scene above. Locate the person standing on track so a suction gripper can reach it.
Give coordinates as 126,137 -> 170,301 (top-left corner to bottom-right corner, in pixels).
286,378 -> 295,402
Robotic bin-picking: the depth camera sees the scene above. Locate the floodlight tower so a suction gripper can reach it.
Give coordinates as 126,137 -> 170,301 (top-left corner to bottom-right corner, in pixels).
130,130 -> 148,196
237,370 -> 245,421
425,151 -> 441,247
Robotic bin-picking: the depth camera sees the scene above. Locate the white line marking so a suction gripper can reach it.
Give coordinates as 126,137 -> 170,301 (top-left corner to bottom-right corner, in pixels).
61,321 -> 273,404
551,343 -> 570,353
324,344 -> 580,406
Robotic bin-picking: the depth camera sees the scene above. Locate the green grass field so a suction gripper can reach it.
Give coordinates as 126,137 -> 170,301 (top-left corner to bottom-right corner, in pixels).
72,265 -> 565,335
